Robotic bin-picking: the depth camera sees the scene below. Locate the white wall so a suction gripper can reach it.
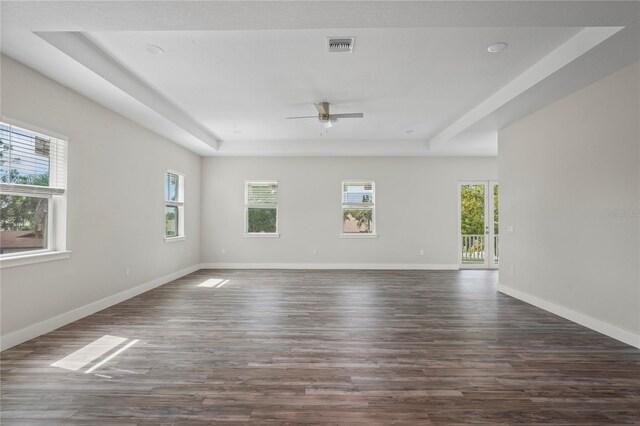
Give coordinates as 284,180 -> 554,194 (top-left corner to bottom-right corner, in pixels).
498,61 -> 640,347
201,156 -> 497,267
0,56 -> 202,348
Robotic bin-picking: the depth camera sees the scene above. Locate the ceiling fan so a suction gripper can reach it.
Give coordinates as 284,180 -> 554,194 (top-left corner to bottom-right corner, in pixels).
286,102 -> 364,128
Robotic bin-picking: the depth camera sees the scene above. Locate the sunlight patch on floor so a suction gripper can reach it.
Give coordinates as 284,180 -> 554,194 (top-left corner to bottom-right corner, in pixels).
198,278 -> 230,288
51,335 -> 126,371
51,335 -> 139,374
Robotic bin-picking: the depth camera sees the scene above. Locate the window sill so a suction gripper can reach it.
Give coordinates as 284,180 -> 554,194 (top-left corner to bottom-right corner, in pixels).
165,236 -> 186,243
0,250 -> 71,269
340,233 -> 378,239
244,233 -> 280,238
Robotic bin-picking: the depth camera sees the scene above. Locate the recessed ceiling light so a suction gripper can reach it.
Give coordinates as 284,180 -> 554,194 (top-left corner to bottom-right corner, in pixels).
145,44 -> 164,55
487,42 -> 508,53
405,130 -> 414,134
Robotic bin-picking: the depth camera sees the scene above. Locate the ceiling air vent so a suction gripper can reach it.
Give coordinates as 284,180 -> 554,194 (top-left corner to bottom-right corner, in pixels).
327,37 -> 355,53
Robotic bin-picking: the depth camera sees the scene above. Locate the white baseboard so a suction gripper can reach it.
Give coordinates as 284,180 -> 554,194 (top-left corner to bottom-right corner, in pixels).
497,283 -> 640,349
200,262 -> 459,271
0,264 -> 200,351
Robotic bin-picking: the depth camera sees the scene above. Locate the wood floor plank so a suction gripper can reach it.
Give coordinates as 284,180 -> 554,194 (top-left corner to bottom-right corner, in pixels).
1,269 -> 639,424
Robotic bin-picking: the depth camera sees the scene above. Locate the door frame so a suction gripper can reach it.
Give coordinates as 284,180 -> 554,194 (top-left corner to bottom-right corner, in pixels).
457,181 -> 498,270
488,180 -> 499,269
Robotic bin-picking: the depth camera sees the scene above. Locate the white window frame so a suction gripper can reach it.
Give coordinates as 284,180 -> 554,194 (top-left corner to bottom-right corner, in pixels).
0,121 -> 70,268
340,180 -> 377,238
244,180 -> 279,237
164,169 -> 185,242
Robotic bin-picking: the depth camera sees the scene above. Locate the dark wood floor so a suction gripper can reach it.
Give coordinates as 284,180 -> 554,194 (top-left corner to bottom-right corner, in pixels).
2,269 -> 639,424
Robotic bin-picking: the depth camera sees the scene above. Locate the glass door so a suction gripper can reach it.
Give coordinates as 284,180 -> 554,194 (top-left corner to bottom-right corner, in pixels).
459,181 -> 499,269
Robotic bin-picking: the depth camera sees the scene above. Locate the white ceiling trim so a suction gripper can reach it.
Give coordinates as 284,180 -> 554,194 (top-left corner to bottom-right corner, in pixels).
215,139 -> 437,157
36,31 -> 220,151
429,26 -> 624,149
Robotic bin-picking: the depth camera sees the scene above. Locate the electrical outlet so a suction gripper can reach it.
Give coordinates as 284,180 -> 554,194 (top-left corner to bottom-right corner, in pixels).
125,267 -> 131,277
510,266 -> 514,275
221,249 -> 227,255
419,249 -> 425,256
312,249 -> 317,255
507,225 -> 514,234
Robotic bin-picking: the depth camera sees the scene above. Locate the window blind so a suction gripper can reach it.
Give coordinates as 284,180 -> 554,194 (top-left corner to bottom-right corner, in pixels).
246,182 -> 278,205
342,182 -> 374,205
0,123 -> 67,191
165,172 -> 179,202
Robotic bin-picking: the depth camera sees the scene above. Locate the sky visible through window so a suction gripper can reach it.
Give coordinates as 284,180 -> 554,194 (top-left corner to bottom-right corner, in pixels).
0,124 -> 51,185
165,172 -> 178,201
343,183 -> 373,204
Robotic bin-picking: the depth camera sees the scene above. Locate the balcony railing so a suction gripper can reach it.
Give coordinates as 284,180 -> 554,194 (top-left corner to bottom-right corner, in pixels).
462,234 -> 499,264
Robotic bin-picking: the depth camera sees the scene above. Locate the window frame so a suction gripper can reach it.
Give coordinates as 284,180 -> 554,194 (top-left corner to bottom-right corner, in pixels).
340,180 -> 377,238
244,180 -> 279,237
0,121 -> 70,268
164,169 -> 185,242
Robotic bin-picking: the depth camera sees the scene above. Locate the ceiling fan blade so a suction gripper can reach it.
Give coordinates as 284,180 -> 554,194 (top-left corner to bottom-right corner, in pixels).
329,113 -> 364,119
285,116 -> 318,119
314,102 -> 329,115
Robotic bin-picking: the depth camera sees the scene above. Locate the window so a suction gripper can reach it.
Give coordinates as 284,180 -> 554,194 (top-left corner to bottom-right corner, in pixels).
245,181 -> 278,236
342,181 -> 375,236
0,122 -> 68,262
165,170 -> 184,240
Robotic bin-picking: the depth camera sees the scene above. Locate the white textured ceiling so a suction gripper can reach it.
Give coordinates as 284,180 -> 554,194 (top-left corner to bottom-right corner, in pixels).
1,1 -> 639,157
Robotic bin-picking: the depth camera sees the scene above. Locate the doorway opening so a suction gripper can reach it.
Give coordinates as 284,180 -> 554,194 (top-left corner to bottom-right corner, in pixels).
459,181 -> 498,269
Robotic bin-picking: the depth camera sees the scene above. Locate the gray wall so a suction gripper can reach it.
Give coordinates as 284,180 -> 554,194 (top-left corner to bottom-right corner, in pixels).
498,61 -> 640,343
0,56 -> 202,343
201,156 -> 497,267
